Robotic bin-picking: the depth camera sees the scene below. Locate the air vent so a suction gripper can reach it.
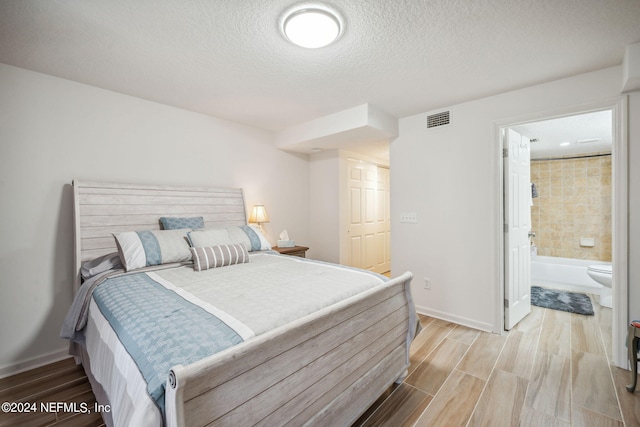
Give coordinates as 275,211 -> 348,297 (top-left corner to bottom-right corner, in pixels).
427,111 -> 450,128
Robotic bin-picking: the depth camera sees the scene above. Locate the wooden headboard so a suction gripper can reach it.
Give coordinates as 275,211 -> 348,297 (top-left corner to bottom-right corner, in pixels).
73,180 -> 247,291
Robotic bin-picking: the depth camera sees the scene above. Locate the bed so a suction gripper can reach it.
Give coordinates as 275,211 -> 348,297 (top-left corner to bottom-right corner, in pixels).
63,180 -> 417,426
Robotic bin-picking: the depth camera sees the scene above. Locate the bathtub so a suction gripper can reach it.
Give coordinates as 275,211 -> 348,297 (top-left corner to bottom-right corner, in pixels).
531,255 -> 608,294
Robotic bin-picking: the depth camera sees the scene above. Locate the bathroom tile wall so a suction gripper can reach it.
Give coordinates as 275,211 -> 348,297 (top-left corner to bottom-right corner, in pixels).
530,152 -> 611,261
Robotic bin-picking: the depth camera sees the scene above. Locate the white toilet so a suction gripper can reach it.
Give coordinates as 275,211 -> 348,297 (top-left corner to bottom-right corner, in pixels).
587,264 -> 613,308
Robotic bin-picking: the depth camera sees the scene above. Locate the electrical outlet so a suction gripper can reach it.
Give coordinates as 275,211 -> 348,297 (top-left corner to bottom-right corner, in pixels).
424,277 -> 431,290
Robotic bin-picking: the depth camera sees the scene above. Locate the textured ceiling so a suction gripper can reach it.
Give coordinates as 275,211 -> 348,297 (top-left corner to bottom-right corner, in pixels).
1,0 -> 639,136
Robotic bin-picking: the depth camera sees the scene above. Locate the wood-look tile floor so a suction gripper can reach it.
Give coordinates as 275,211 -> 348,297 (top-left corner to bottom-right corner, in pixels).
0,357 -> 104,427
356,299 -> 640,427
1,298 -> 638,427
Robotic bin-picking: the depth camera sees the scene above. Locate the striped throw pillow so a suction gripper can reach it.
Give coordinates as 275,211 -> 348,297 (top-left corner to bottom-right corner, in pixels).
190,244 -> 250,272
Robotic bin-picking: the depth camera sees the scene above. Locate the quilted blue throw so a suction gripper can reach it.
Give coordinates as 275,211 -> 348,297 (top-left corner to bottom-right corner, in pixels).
92,273 -> 244,415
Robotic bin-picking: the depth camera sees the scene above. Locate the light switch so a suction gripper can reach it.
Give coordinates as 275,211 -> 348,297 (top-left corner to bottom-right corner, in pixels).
400,213 -> 418,223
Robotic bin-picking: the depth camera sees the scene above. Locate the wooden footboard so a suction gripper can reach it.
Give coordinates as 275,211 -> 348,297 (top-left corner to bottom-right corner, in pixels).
165,271 -> 416,427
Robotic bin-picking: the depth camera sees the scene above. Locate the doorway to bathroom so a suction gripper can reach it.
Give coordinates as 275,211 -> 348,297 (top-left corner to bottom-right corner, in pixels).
515,110 -> 613,298
497,97 -> 628,368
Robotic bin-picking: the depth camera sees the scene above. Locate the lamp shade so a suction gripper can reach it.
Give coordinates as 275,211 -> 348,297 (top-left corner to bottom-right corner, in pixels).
249,205 -> 269,224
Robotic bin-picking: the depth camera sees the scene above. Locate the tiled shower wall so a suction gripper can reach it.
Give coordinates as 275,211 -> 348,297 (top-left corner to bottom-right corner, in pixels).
530,153 -> 611,261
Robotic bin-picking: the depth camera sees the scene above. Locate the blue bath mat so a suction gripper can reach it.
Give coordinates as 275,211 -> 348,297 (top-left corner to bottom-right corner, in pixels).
531,286 -> 594,316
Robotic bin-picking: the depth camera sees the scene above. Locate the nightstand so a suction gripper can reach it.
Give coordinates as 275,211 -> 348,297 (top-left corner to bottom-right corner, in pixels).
272,245 -> 309,258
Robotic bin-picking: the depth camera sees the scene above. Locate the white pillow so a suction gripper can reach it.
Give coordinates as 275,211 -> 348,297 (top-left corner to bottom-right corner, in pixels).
113,229 -> 192,271
187,225 -> 271,252
247,224 -> 271,250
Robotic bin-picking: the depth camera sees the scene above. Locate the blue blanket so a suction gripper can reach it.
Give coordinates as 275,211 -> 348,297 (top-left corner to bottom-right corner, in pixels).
92,272 -> 244,416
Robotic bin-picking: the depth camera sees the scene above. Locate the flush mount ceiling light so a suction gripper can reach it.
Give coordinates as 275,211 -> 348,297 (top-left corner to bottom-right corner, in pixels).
282,5 -> 342,48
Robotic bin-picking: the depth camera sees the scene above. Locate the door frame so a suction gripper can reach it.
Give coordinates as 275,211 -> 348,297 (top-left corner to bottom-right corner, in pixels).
493,96 -> 628,368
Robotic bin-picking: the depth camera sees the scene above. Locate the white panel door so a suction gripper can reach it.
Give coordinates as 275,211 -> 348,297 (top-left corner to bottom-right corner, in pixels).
347,159 -> 390,273
504,128 -> 532,330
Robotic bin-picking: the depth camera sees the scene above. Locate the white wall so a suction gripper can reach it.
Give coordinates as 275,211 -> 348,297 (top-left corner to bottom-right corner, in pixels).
309,150 -> 340,262
0,64 -> 310,373
391,66 -> 628,332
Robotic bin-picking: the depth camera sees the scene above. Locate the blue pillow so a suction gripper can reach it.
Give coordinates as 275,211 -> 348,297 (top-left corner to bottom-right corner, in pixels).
160,216 -> 204,230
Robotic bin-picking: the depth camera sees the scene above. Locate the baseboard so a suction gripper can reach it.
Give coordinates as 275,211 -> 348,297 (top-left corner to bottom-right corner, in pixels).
0,348 -> 71,379
415,305 -> 496,333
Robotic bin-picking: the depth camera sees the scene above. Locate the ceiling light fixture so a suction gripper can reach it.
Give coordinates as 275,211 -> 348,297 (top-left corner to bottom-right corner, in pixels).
282,5 -> 342,48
